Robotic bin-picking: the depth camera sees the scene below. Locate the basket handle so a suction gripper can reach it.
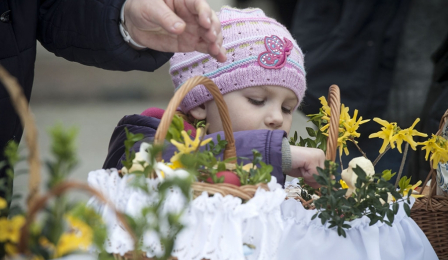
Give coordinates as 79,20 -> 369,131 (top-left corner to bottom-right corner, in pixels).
0,65 -> 138,256
325,85 -> 341,162
419,108 -> 448,197
0,65 -> 41,210
18,181 -> 137,254
154,76 -> 236,161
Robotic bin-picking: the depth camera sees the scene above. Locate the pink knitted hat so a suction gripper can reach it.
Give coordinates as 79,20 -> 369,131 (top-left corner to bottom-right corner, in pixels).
169,6 -> 306,113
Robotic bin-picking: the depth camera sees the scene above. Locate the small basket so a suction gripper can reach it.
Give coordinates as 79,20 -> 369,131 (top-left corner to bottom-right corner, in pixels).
411,109 -> 448,259
153,75 -> 269,200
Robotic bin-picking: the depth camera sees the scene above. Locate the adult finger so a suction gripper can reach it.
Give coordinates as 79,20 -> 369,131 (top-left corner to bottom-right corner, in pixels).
197,24 -> 218,45
205,10 -> 222,44
184,0 -> 213,29
208,43 -> 227,63
195,41 -> 209,55
141,0 -> 186,34
202,11 -> 225,61
189,6 -> 221,45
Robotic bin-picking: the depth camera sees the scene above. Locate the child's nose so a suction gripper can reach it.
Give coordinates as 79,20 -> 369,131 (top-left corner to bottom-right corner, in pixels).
265,109 -> 283,129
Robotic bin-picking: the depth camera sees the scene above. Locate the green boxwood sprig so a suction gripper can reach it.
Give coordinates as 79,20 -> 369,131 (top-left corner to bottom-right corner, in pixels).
311,160 -> 412,237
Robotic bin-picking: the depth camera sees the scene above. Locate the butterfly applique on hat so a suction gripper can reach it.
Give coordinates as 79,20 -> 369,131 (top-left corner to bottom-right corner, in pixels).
258,35 -> 293,69
169,6 -> 306,113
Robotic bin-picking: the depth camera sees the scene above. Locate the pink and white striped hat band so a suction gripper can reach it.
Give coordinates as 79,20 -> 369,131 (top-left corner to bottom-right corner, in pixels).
169,6 -> 306,113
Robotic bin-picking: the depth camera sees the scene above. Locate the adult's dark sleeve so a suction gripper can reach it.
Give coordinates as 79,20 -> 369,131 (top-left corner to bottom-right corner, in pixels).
37,0 -> 173,71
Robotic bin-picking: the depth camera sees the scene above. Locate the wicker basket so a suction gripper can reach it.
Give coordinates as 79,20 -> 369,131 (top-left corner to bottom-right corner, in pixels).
153,75 -> 270,200
411,109 -> 448,260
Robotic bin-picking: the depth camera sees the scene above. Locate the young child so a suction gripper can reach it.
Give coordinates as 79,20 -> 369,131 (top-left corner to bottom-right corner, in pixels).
103,6 -> 325,188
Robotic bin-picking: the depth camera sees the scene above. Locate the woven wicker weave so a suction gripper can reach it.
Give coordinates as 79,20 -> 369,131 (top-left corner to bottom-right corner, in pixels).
411,109 -> 448,259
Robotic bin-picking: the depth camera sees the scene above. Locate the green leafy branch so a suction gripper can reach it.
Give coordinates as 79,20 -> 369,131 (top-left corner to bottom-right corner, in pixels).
0,141 -> 25,218
311,160 -> 412,238
289,112 -> 327,152
121,128 -> 144,171
235,150 -> 272,186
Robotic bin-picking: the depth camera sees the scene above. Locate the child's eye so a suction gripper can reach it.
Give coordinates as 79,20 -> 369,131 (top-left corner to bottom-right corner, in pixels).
282,107 -> 292,114
247,98 -> 265,106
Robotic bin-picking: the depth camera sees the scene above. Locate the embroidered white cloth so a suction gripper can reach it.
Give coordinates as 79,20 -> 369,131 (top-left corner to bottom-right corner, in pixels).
279,181 -> 438,260
86,169 -> 286,260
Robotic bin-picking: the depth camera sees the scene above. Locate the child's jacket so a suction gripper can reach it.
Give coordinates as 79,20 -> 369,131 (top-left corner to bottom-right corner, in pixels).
102,109 -> 287,185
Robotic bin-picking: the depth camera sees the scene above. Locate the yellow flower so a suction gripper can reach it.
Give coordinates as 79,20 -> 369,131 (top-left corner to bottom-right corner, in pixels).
5,243 -> 18,255
53,215 -> 93,258
39,236 -> 56,251
339,104 -> 350,121
54,233 -> 85,258
339,179 -> 349,189
369,118 -> 397,153
0,217 -> 8,241
337,131 -> 351,156
419,135 -> 439,161
319,96 -> 331,116
430,148 -> 448,169
419,135 -> 448,168
342,109 -> 370,138
321,104 -> 370,156
66,215 -> 93,248
170,128 -> 212,163
242,163 -> 255,172
370,118 -> 428,154
402,180 -> 425,199
0,215 -> 26,243
0,197 -> 7,210
389,118 -> 427,153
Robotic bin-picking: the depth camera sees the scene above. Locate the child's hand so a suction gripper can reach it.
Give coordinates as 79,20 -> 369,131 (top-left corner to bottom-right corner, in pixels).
288,146 -> 325,188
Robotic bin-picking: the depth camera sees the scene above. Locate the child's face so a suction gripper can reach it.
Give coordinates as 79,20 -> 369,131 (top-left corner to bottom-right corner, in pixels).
203,85 -> 298,134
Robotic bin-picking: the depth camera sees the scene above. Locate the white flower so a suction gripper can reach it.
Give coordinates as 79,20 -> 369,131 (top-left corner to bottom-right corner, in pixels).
121,142 -> 152,174
341,156 -> 375,197
154,162 -> 190,180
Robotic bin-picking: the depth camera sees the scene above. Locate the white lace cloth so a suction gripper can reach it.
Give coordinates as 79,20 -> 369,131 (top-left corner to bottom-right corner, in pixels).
88,171 -> 437,260
279,179 -> 438,260
86,169 -> 286,260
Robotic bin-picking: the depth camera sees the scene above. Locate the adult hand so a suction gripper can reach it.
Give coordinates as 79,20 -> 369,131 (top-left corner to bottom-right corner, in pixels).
123,0 -> 227,62
288,146 -> 325,188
